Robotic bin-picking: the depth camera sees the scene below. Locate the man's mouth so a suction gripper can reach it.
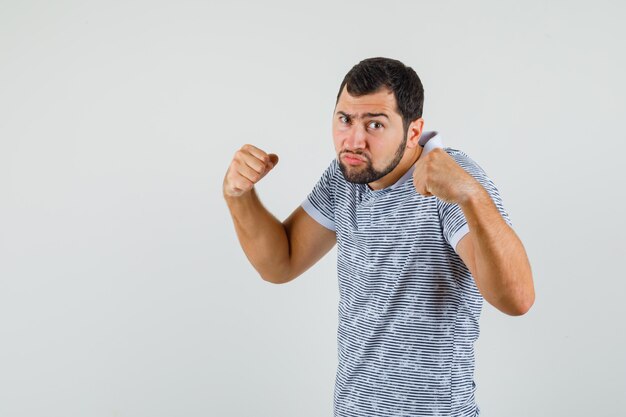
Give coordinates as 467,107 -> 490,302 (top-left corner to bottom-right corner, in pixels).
341,153 -> 367,166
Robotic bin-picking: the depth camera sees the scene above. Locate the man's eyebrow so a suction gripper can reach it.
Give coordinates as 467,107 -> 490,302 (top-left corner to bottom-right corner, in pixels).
336,110 -> 390,120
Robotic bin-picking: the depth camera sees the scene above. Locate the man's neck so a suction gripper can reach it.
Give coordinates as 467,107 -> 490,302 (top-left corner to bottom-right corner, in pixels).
367,146 -> 423,191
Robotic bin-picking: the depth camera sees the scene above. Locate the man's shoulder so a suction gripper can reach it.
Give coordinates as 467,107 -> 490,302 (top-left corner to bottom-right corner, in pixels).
327,157 -> 340,172
443,147 -> 488,176
307,158 -> 353,201
443,146 -> 470,161
318,158 -> 347,187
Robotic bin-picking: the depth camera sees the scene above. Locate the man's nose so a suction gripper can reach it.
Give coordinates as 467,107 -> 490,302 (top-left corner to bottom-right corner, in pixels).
344,124 -> 367,150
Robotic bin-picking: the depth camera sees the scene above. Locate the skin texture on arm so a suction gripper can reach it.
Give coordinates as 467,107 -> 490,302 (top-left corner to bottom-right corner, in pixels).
455,191 -> 535,316
223,144 -> 336,284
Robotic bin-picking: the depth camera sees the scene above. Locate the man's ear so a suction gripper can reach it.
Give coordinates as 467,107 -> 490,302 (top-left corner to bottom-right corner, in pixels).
406,118 -> 425,148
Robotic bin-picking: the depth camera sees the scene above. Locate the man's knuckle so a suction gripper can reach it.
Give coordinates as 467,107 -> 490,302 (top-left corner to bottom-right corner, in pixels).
234,149 -> 245,160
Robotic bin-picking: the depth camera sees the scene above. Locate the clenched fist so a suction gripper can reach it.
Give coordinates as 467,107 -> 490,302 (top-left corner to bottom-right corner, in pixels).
223,144 -> 279,198
412,148 -> 481,205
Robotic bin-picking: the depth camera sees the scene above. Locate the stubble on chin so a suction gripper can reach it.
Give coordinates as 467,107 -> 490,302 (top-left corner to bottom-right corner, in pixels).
338,160 -> 375,184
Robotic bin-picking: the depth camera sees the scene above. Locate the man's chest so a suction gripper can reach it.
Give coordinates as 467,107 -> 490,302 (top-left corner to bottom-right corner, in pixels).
334,191 -> 442,246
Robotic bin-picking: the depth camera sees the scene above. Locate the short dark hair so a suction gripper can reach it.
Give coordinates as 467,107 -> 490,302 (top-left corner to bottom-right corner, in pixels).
336,57 -> 424,131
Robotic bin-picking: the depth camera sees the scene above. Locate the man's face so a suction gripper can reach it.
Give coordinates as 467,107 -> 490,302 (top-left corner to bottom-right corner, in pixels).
333,86 -> 408,184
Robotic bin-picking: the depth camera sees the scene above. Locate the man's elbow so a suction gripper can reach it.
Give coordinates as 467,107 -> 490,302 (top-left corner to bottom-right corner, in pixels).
505,283 -> 535,316
259,269 -> 295,285
507,294 -> 535,316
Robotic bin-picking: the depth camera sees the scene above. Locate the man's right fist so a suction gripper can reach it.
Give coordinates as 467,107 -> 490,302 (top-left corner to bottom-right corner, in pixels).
223,144 -> 279,198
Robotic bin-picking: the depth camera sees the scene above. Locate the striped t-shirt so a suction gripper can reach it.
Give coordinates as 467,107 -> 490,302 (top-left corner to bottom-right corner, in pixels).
302,131 -> 513,417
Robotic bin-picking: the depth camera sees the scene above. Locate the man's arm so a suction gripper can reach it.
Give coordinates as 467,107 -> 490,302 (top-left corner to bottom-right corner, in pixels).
455,189 -> 535,316
412,147 -> 535,316
223,144 -> 336,284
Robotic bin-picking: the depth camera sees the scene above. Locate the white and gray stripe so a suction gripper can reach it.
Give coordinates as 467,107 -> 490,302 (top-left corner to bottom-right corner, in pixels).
302,132 -> 512,417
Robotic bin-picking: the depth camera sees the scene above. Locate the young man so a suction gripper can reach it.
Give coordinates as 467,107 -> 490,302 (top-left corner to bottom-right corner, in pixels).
223,57 -> 534,417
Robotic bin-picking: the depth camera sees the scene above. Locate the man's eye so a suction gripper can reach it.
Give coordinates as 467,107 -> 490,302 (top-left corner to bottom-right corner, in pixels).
339,116 -> 350,123
368,121 -> 383,129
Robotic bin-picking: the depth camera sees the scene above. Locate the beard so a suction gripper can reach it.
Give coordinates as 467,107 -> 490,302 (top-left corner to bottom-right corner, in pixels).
338,131 -> 408,184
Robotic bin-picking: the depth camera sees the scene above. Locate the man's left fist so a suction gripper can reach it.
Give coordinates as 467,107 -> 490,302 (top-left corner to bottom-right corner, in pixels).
412,148 -> 482,205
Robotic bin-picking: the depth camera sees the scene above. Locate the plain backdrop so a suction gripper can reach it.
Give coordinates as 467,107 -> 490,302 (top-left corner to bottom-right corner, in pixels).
1,1 -> 625,416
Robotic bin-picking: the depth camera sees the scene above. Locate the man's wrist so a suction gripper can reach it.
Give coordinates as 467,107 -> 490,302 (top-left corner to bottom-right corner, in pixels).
223,187 -> 256,207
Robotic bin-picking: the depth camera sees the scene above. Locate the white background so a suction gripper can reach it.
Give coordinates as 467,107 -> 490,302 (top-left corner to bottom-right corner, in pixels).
1,1 -> 625,416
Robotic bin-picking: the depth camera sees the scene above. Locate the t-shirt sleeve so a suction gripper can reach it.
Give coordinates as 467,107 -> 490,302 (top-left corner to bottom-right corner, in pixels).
437,150 -> 513,253
301,159 -> 338,231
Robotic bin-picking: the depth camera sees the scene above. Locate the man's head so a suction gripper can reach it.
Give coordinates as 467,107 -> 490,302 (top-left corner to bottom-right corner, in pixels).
333,57 -> 425,185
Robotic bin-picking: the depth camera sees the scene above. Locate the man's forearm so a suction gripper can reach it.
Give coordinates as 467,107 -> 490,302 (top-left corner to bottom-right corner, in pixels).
224,188 -> 291,283
460,188 -> 535,315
